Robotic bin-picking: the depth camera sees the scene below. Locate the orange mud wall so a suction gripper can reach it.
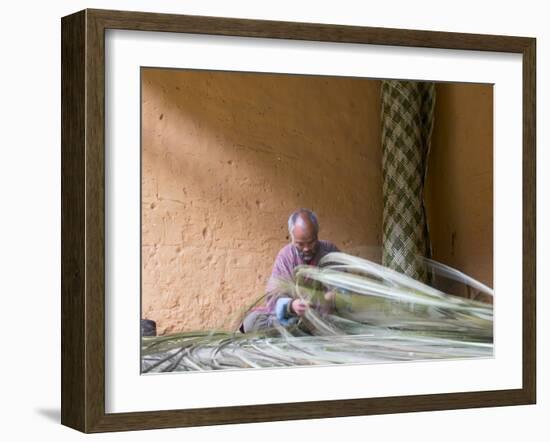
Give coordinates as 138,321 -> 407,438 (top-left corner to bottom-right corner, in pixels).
141,70 -> 493,335
425,83 -> 493,290
141,69 -> 383,334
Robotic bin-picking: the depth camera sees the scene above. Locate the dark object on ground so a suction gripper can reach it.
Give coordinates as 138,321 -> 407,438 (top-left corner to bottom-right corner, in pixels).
141,319 -> 157,337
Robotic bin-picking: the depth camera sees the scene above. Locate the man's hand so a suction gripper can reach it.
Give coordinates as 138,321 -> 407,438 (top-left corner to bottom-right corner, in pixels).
291,299 -> 309,317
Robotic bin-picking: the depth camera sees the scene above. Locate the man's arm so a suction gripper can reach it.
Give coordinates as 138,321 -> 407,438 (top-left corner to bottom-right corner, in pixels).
265,246 -> 294,294
274,297 -> 309,325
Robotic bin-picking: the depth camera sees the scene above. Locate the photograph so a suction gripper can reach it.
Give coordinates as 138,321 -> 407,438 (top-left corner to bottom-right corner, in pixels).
139,68 -> 494,373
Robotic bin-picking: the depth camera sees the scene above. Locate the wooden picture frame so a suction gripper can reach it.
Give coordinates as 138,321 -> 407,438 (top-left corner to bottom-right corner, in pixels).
61,8 -> 536,433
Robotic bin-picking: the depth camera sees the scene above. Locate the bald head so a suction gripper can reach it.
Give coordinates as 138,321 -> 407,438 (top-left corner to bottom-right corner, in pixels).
288,209 -> 319,238
293,212 -> 316,236
288,209 -> 320,263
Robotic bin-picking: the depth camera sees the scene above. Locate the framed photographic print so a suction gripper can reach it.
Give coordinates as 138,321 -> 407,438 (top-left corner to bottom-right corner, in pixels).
61,8 -> 536,433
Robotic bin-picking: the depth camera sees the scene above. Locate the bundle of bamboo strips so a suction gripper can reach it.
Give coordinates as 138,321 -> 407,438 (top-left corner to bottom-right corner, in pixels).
141,252 -> 493,373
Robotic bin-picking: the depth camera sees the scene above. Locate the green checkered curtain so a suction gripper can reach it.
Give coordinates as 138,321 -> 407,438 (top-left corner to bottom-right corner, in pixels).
380,80 -> 435,282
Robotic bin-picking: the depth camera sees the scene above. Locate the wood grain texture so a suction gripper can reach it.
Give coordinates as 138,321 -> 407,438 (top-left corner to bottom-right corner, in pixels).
89,8 -> 532,52
61,10 -> 86,431
522,38 -> 536,404
89,389 -> 532,433
85,9 -> 107,433
60,8 -> 537,433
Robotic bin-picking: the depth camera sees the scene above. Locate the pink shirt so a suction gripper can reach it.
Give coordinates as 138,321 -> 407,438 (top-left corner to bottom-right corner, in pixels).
265,240 -> 339,294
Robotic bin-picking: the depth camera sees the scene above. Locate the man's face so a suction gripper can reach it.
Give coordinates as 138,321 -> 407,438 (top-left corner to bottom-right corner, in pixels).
292,222 -> 319,263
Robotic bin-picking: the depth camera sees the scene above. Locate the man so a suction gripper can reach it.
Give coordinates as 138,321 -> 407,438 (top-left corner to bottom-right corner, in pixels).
240,208 -> 339,333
